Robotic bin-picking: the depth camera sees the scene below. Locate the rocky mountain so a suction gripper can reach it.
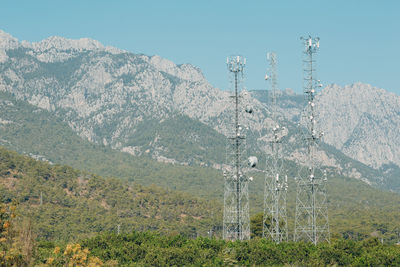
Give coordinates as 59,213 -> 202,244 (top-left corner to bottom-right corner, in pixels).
317,83 -> 400,169
0,90 -> 227,200
251,84 -> 400,191
0,29 -> 399,191
0,30 -> 268,163
252,84 -> 400,168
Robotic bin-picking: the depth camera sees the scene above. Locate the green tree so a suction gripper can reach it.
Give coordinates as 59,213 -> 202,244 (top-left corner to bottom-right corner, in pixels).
250,212 -> 264,238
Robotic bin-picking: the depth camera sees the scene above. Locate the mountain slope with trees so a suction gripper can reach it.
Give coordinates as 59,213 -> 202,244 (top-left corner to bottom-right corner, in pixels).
0,143 -> 399,244
0,147 -> 221,242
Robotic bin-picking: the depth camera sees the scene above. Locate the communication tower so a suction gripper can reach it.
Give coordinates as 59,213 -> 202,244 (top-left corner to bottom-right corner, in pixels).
262,52 -> 288,243
294,36 -> 330,244
223,55 -> 251,241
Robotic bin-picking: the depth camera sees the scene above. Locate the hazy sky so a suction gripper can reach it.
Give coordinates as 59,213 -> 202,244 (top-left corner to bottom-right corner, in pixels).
1,0 -> 399,94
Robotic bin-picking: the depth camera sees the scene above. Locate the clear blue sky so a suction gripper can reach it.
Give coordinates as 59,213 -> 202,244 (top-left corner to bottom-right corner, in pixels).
1,0 -> 399,94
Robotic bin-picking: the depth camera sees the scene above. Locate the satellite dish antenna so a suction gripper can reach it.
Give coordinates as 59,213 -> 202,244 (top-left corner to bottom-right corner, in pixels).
245,105 -> 253,114
248,156 -> 258,168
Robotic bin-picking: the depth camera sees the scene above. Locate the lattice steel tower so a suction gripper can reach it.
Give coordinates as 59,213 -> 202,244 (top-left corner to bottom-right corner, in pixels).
223,55 -> 250,241
263,52 -> 288,243
294,36 -> 330,244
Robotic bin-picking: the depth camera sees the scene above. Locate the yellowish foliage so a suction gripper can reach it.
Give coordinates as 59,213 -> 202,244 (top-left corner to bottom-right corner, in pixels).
53,246 -> 60,255
0,202 -> 33,266
44,243 -> 103,266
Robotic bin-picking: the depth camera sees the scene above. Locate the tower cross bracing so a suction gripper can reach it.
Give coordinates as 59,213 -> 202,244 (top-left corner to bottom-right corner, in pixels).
294,36 -> 330,245
223,55 -> 251,241
263,52 -> 288,243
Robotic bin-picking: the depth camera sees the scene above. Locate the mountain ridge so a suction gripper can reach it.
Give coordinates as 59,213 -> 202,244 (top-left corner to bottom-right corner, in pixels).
0,29 -> 399,191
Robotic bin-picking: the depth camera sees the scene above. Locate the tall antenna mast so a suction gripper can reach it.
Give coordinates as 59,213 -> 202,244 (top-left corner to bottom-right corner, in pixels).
263,52 -> 288,243
294,36 -> 330,244
223,55 -> 251,241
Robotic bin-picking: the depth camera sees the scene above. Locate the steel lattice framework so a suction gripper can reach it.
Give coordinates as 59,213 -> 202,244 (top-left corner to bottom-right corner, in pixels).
223,55 -> 250,241
294,36 -> 330,244
263,52 -> 288,243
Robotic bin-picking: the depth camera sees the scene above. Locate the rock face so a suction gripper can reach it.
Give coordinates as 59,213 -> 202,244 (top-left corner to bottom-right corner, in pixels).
0,30 -> 398,190
0,30 -> 268,163
254,83 -> 400,170
0,30 -> 19,62
317,83 -> 400,169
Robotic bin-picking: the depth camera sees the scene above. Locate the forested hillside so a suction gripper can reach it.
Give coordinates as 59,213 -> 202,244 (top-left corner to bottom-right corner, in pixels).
0,145 -> 400,245
0,147 -> 221,242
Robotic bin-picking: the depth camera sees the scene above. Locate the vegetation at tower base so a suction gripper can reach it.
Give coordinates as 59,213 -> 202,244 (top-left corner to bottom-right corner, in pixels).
31,232 -> 400,266
3,207 -> 400,266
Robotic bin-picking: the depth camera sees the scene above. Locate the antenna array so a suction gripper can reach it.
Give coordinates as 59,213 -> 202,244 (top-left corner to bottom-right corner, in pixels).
263,52 -> 288,243
223,55 -> 251,241
294,36 -> 330,244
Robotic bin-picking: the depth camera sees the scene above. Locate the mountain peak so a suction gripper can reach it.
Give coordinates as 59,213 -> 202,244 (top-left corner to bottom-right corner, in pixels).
28,36 -> 104,51
0,30 -> 106,52
0,30 -> 20,62
0,30 -> 19,50
0,29 -> 128,62
146,54 -> 205,82
0,29 -> 126,63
